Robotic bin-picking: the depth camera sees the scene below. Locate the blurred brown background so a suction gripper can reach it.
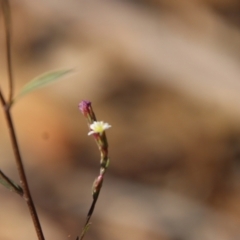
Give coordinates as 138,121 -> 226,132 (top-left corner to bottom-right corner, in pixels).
1,0 -> 240,239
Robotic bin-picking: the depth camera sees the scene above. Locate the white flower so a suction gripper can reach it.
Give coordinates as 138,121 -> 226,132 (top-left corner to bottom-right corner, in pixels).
88,121 -> 111,135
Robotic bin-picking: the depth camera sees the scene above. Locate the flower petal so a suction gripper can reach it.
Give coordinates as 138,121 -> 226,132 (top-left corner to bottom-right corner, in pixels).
88,121 -> 111,135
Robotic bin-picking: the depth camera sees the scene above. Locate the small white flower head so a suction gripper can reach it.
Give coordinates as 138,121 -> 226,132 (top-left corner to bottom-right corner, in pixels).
88,121 -> 111,136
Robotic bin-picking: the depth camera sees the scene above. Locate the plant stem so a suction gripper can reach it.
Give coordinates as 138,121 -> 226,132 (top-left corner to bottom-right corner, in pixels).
0,87 -> 6,106
0,0 -> 45,238
0,168 -> 24,196
1,0 -> 14,102
3,107 -> 45,240
0,91 -> 45,240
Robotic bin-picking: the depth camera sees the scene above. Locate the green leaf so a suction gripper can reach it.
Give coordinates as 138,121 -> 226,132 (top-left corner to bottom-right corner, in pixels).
0,169 -> 23,196
12,69 -> 72,104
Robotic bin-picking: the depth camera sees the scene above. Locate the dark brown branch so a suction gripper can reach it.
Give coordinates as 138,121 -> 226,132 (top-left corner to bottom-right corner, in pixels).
0,168 -> 24,196
3,108 -> 45,240
0,1 -> 45,239
1,0 -> 14,102
0,87 -> 6,106
1,88 -> 45,239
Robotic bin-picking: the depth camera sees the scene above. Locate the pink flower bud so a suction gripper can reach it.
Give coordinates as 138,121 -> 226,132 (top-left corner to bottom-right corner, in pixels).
78,100 -> 91,116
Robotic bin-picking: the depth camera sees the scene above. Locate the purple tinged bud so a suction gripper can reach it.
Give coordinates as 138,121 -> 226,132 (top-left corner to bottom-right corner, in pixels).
92,175 -> 103,198
79,100 -> 91,116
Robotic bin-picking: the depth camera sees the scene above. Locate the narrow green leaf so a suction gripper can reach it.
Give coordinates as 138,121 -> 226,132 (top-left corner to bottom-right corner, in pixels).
0,169 -> 23,195
12,69 -> 72,104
